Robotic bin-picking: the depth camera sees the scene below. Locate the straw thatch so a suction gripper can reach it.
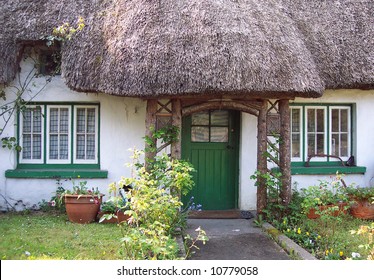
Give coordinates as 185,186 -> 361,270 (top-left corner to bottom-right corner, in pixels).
1,0 -> 373,98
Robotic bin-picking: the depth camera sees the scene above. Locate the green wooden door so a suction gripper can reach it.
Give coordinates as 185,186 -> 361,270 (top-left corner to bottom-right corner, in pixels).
182,110 -> 240,210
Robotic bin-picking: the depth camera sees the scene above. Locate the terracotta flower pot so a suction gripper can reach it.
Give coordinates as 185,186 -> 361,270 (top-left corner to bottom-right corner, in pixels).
350,199 -> 374,220
307,203 -> 348,219
64,194 -> 103,224
97,210 -> 130,224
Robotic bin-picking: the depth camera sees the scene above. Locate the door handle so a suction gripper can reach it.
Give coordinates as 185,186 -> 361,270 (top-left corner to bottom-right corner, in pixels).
226,145 -> 234,150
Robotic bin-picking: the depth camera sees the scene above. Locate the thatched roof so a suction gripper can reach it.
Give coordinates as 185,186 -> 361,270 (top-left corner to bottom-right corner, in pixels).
0,0 -> 373,98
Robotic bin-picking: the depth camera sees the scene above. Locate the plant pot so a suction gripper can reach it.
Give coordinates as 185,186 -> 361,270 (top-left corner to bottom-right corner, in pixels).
307,203 -> 348,219
64,194 -> 103,224
350,199 -> 374,220
97,210 -> 130,224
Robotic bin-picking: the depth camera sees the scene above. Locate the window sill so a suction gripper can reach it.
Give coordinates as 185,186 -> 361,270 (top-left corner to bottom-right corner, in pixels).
272,166 -> 366,175
5,169 -> 108,179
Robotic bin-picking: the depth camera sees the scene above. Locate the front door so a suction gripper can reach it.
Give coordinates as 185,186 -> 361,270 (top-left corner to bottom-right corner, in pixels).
182,110 -> 240,210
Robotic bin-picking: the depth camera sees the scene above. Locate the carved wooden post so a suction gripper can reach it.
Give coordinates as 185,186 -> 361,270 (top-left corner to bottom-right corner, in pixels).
171,99 -> 182,159
145,99 -> 158,169
279,99 -> 291,205
257,100 -> 268,214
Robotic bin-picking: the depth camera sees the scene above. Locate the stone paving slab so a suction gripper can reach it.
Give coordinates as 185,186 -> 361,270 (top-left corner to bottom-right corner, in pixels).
185,219 -> 290,260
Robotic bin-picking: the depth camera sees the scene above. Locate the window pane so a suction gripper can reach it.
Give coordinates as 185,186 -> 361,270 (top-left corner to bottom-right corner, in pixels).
211,110 -> 229,126
331,109 -> 339,132
50,108 -> 59,133
33,107 -> 42,133
341,109 -> 348,132
76,135 -> 85,159
291,109 -> 300,133
86,135 -> 95,159
317,134 -> 324,154
210,127 -> 228,142
49,135 -> 58,159
307,135 -> 315,155
22,135 -> 31,159
341,134 -> 348,157
292,134 -> 300,157
191,127 -> 209,142
87,109 -> 96,133
32,135 -> 42,159
192,111 -> 209,125
60,108 -> 69,133
317,109 -> 324,132
77,108 -> 86,133
23,109 -> 31,133
307,110 -> 315,132
59,134 -> 69,159
331,134 -> 339,156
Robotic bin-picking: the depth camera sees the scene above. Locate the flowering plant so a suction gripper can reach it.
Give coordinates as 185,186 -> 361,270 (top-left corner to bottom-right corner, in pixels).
345,186 -> 374,201
57,179 -> 102,206
300,175 -> 348,213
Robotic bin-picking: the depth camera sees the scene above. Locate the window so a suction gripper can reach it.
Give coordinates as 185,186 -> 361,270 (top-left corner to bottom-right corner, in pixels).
290,104 -> 352,163
191,110 -> 229,142
19,104 -> 99,166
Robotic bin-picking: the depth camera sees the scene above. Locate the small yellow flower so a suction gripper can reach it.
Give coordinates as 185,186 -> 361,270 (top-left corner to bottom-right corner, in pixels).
287,229 -> 290,232
306,232 -> 310,236
325,250 -> 329,256
317,235 -> 321,239
283,220 -> 286,225
339,251 -> 344,257
77,175 -> 81,178
297,228 -> 301,234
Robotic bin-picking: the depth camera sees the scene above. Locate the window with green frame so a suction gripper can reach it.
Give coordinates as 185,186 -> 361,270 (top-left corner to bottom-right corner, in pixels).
290,104 -> 352,164
5,103 -> 107,178
19,103 -> 99,166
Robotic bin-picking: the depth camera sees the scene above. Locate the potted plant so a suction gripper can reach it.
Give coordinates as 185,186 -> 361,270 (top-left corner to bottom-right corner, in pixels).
346,186 -> 374,220
59,180 -> 104,224
98,182 -> 130,224
301,176 -> 349,219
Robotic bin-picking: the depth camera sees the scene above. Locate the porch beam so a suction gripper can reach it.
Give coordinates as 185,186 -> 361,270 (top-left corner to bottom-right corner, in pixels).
171,99 -> 182,159
182,101 -> 259,116
257,100 -> 268,214
279,99 -> 292,205
145,99 -> 158,168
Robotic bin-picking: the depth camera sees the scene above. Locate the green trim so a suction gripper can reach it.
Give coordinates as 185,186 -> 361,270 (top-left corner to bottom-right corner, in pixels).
272,166 -> 366,175
5,169 -> 108,179
16,163 -> 101,169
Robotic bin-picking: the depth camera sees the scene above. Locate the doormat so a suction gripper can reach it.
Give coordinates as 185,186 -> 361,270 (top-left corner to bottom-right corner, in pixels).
188,210 -> 254,219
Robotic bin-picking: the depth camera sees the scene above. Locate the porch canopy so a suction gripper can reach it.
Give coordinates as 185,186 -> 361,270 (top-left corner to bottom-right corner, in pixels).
1,0 -> 373,212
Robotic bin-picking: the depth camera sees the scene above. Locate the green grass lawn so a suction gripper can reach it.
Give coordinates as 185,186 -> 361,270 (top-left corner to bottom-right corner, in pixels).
0,211 -> 123,260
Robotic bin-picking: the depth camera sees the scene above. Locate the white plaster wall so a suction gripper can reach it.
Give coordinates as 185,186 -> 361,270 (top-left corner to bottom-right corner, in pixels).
0,57 -> 146,211
239,113 -> 258,210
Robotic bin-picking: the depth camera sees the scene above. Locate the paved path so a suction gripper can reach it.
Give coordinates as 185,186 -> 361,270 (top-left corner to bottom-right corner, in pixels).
185,219 -> 290,260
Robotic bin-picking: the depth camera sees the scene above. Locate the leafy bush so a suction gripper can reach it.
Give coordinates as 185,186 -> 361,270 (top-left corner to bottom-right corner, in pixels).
116,151 -> 195,260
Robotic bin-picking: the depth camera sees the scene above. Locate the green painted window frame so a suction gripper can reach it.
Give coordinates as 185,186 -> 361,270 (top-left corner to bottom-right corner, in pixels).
289,103 -> 365,175
5,102 -> 107,179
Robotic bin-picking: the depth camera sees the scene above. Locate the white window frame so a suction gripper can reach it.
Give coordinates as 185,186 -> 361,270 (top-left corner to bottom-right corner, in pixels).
329,106 -> 351,161
290,106 -> 303,162
73,105 -> 99,164
19,105 -> 45,164
46,105 -> 71,164
305,106 -> 328,162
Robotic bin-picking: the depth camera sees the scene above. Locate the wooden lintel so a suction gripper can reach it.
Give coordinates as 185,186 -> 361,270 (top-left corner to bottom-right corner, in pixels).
182,101 -> 259,116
